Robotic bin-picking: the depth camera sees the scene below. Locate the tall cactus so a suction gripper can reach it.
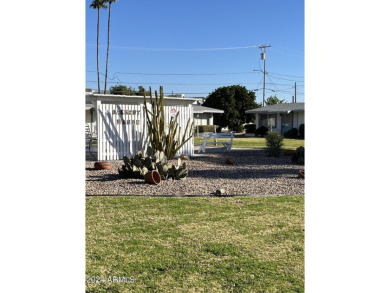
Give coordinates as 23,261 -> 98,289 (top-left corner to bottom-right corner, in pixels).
143,86 -> 194,159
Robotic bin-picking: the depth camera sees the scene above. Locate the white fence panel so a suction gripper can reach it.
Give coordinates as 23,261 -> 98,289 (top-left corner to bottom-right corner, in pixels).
97,103 -> 144,161
96,101 -> 193,160
164,104 -> 194,157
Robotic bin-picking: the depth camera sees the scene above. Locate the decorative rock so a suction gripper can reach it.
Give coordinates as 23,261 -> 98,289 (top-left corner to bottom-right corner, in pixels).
283,150 -> 296,156
179,154 -> 190,160
226,158 -> 234,164
86,149 -> 305,196
215,189 -> 225,196
94,161 -> 111,170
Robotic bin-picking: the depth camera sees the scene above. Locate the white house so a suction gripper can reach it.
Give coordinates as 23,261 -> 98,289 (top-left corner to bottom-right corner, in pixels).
86,92 -> 195,161
192,105 -> 224,126
245,102 -> 304,135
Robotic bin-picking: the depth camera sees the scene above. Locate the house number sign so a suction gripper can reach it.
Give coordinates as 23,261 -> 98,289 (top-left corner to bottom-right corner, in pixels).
109,109 -> 141,125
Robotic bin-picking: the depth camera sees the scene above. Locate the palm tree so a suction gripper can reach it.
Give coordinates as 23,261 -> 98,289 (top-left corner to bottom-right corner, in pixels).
89,0 -> 107,94
103,0 -> 117,94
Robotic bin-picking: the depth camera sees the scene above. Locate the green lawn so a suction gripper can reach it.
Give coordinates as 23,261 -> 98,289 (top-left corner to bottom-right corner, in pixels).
86,196 -> 304,292
87,137 -> 304,150
194,136 -> 304,150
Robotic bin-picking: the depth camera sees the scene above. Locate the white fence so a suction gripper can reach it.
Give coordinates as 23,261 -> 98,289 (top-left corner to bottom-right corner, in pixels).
95,100 -> 193,161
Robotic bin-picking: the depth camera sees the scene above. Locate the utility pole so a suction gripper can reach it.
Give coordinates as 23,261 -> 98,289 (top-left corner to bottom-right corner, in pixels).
259,44 -> 271,106
294,82 -> 297,103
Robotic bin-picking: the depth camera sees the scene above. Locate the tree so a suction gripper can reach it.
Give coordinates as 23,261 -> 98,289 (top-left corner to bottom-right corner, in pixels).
203,85 -> 259,130
138,86 -> 151,96
265,95 -> 285,105
109,85 -> 130,95
109,85 -> 152,96
89,0 -> 107,94
103,0 -> 118,94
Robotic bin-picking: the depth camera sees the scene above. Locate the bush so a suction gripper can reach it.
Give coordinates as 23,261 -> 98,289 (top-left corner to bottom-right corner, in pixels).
197,125 -> 217,133
284,128 -> 298,138
299,124 -> 304,138
232,125 -> 244,133
244,124 -> 256,133
255,126 -> 269,137
291,146 -> 304,165
265,131 -> 284,157
216,126 -> 222,133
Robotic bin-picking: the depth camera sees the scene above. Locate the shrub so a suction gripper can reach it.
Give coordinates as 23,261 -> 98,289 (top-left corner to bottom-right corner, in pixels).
291,146 -> 304,165
197,125 -> 217,133
244,124 -> 256,133
255,126 -> 269,137
299,124 -> 304,138
232,125 -> 244,133
265,131 -> 284,157
216,126 -> 222,133
284,128 -> 298,138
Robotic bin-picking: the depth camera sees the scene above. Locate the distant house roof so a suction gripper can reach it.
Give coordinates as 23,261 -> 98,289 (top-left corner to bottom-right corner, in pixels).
193,105 -> 224,114
245,102 -> 304,114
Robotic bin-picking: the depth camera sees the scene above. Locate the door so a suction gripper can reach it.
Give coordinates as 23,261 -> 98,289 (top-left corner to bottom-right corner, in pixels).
281,113 -> 293,135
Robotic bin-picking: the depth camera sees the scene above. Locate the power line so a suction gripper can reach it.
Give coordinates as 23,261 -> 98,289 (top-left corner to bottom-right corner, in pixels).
255,69 -> 305,83
86,70 -> 304,83
110,71 -> 258,76
265,74 -> 303,95
86,44 -> 260,51
86,81 -> 270,86
265,88 -> 304,95
87,70 -> 259,77
265,71 -> 304,79
267,73 -> 304,82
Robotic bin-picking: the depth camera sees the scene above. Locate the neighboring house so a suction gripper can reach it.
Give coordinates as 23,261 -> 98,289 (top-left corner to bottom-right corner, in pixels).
85,88 -> 97,134
192,105 -> 224,126
85,103 -> 96,134
245,102 -> 304,135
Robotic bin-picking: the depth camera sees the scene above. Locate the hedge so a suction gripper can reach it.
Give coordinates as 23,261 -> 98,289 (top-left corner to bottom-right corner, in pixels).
196,125 -> 218,133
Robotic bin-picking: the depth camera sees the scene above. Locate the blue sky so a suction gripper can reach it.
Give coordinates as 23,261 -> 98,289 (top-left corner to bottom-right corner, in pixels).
86,0 -> 304,103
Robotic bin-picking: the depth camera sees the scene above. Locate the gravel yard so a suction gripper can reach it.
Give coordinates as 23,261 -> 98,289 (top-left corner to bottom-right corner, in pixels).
85,149 -> 304,196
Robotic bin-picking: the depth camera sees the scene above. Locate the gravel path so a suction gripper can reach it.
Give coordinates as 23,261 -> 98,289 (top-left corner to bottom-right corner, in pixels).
86,149 -> 304,196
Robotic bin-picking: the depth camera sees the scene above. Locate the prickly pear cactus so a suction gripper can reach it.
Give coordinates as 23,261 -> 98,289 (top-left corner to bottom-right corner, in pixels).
291,146 -> 304,165
118,147 -> 188,180
118,147 -> 189,180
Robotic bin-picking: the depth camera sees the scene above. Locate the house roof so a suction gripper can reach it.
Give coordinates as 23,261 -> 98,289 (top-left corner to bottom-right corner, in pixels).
245,102 -> 304,114
193,105 -> 224,114
86,93 -> 196,106
85,102 -> 224,114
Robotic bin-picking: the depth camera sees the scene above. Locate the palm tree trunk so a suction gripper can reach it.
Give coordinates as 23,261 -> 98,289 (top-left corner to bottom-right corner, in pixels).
104,3 -> 112,94
96,8 -> 101,94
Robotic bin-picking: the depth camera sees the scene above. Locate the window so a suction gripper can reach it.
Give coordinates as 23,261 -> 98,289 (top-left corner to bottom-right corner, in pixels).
261,114 -> 276,128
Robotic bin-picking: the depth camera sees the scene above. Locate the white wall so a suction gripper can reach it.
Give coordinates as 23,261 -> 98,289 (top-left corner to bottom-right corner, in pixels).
194,113 -> 213,126
296,112 -> 305,128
